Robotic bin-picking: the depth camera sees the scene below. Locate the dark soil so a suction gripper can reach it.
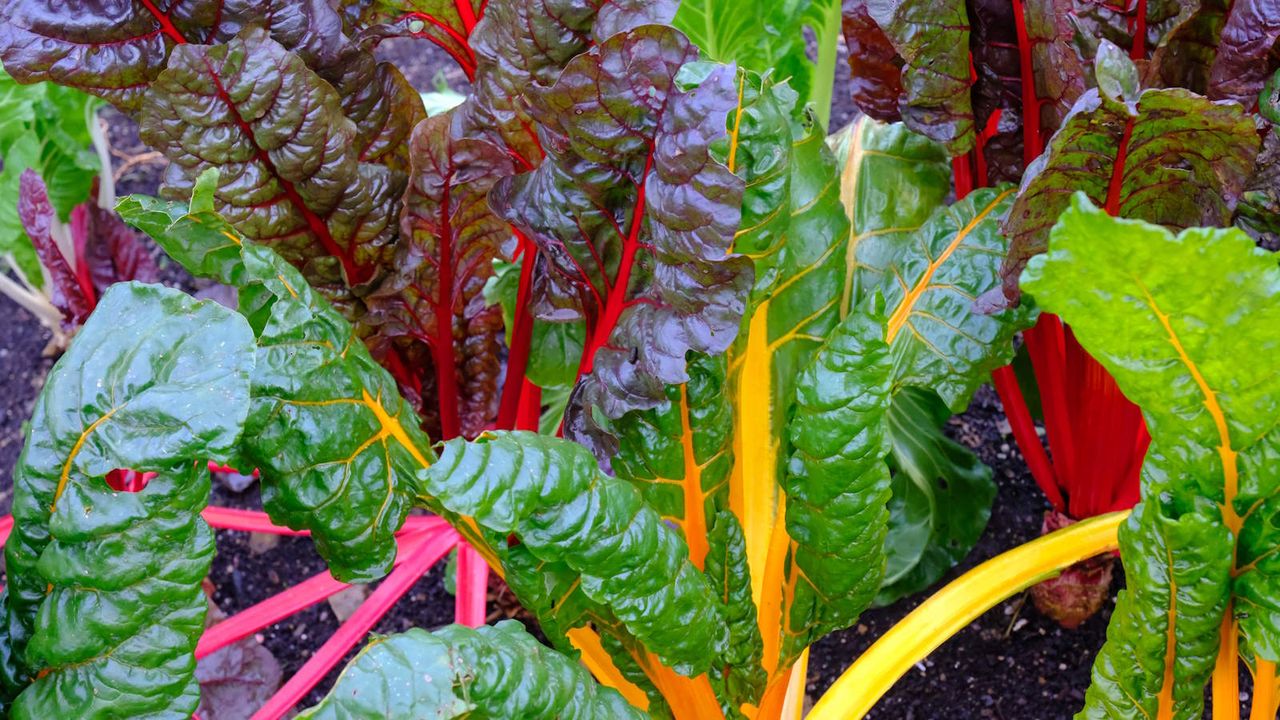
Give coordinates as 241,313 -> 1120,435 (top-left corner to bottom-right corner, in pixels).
0,27 -> 1241,720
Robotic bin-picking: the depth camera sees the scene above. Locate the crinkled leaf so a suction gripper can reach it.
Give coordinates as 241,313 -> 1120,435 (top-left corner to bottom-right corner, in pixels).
613,353 -> 735,571
2,283 -> 255,717
462,0 -> 677,165
422,431 -> 728,676
843,0 -> 974,153
704,511 -> 766,716
780,304 -> 892,664
118,182 -> 428,582
1207,0 -> 1280,108
490,26 -> 750,455
1022,195 -> 1280,705
876,387 -> 995,605
999,47 -> 1259,305
1020,0 -> 1089,140
828,116 -> 950,314
366,111 -> 513,439
881,185 -> 1028,410
140,26 -> 400,290
1077,493 -> 1233,720
17,170 -> 91,327
298,621 -> 644,720
1145,0 -> 1231,94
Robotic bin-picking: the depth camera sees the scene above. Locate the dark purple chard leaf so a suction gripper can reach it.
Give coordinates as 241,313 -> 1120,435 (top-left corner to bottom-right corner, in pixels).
365,111 -> 514,439
17,170 -> 92,327
339,0 -> 484,79
490,26 -> 751,456
1208,0 -> 1280,108
461,0 -> 678,167
140,27 -> 399,291
997,42 -> 1259,305
849,0 -> 974,153
83,187 -> 160,294
842,0 -> 904,123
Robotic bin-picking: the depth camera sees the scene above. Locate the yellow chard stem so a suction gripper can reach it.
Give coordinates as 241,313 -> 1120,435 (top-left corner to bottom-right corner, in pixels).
807,511 -> 1128,720
1250,658 -> 1278,720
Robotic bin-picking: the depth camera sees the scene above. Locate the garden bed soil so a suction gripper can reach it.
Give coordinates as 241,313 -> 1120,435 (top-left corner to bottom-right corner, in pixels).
0,31 -> 1245,720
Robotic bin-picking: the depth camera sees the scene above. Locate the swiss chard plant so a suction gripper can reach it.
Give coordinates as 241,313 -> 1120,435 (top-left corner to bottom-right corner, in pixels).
0,71 -> 158,349
840,0 -> 1280,627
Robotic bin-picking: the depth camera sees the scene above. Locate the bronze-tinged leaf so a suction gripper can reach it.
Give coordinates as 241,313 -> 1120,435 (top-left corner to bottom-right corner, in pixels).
841,0 -> 904,123
140,27 -> 399,290
1208,0 -> 1280,108
366,111 -> 515,439
490,26 -> 751,457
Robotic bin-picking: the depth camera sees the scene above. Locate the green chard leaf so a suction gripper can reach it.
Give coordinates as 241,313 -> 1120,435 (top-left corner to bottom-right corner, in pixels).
420,431 -> 728,676
998,42 -> 1260,305
1236,69 -> 1280,248
876,388 -> 995,605
1021,194 -> 1280,713
780,302 -> 893,664
489,25 -> 752,458
2,283 -> 255,717
118,180 -> 431,583
704,511 -> 767,716
298,621 -> 644,720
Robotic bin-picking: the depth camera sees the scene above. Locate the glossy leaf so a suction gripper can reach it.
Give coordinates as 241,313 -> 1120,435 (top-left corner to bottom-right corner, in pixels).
841,0 -> 974,153
82,187 -> 160,294
140,26 -> 398,290
3,283 -> 255,717
704,511 -> 767,715
298,621 -> 644,719
422,431 -> 728,676
1021,195 -> 1280,708
828,117 -> 950,315
876,388 -> 995,604
365,111 -> 513,439
1077,492 -> 1232,719
880,185 -> 1027,410
1145,0 -> 1231,94
841,0 -> 903,123
16,170 -> 91,326
613,352 -> 735,571
341,0 -> 484,82
1207,0 -> 1280,108
462,0 -> 678,166
780,303 -> 893,664
1019,0 -> 1089,141
118,180 -> 429,582
490,26 -> 751,454
999,45 -> 1259,305
1236,69 -> 1280,247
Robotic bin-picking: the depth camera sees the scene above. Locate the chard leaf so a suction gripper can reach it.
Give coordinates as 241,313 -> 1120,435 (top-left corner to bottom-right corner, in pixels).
613,353 -> 735,571
1021,194 -> 1280,709
1019,0 -> 1089,139
840,0 -> 974,153
1077,493 -> 1233,719
969,0 -> 1024,184
422,431 -> 728,676
1145,0 -> 1231,93
82,190 -> 160,294
484,259 -> 584,392
829,116 -> 951,314
880,185 -> 1027,411
780,303 -> 893,665
119,184 -> 430,583
673,0 -> 821,103
490,25 -> 751,455
999,45 -> 1260,305
876,388 -> 995,604
840,0 -> 904,123
340,0 -> 485,84
16,170 -> 91,327
462,0 -> 677,166
365,111 -> 513,439
3,283 -> 255,717
298,621 -> 644,720
1207,0 -> 1280,107
140,26 -> 398,290
1236,69 -> 1280,247
704,511 -> 767,715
